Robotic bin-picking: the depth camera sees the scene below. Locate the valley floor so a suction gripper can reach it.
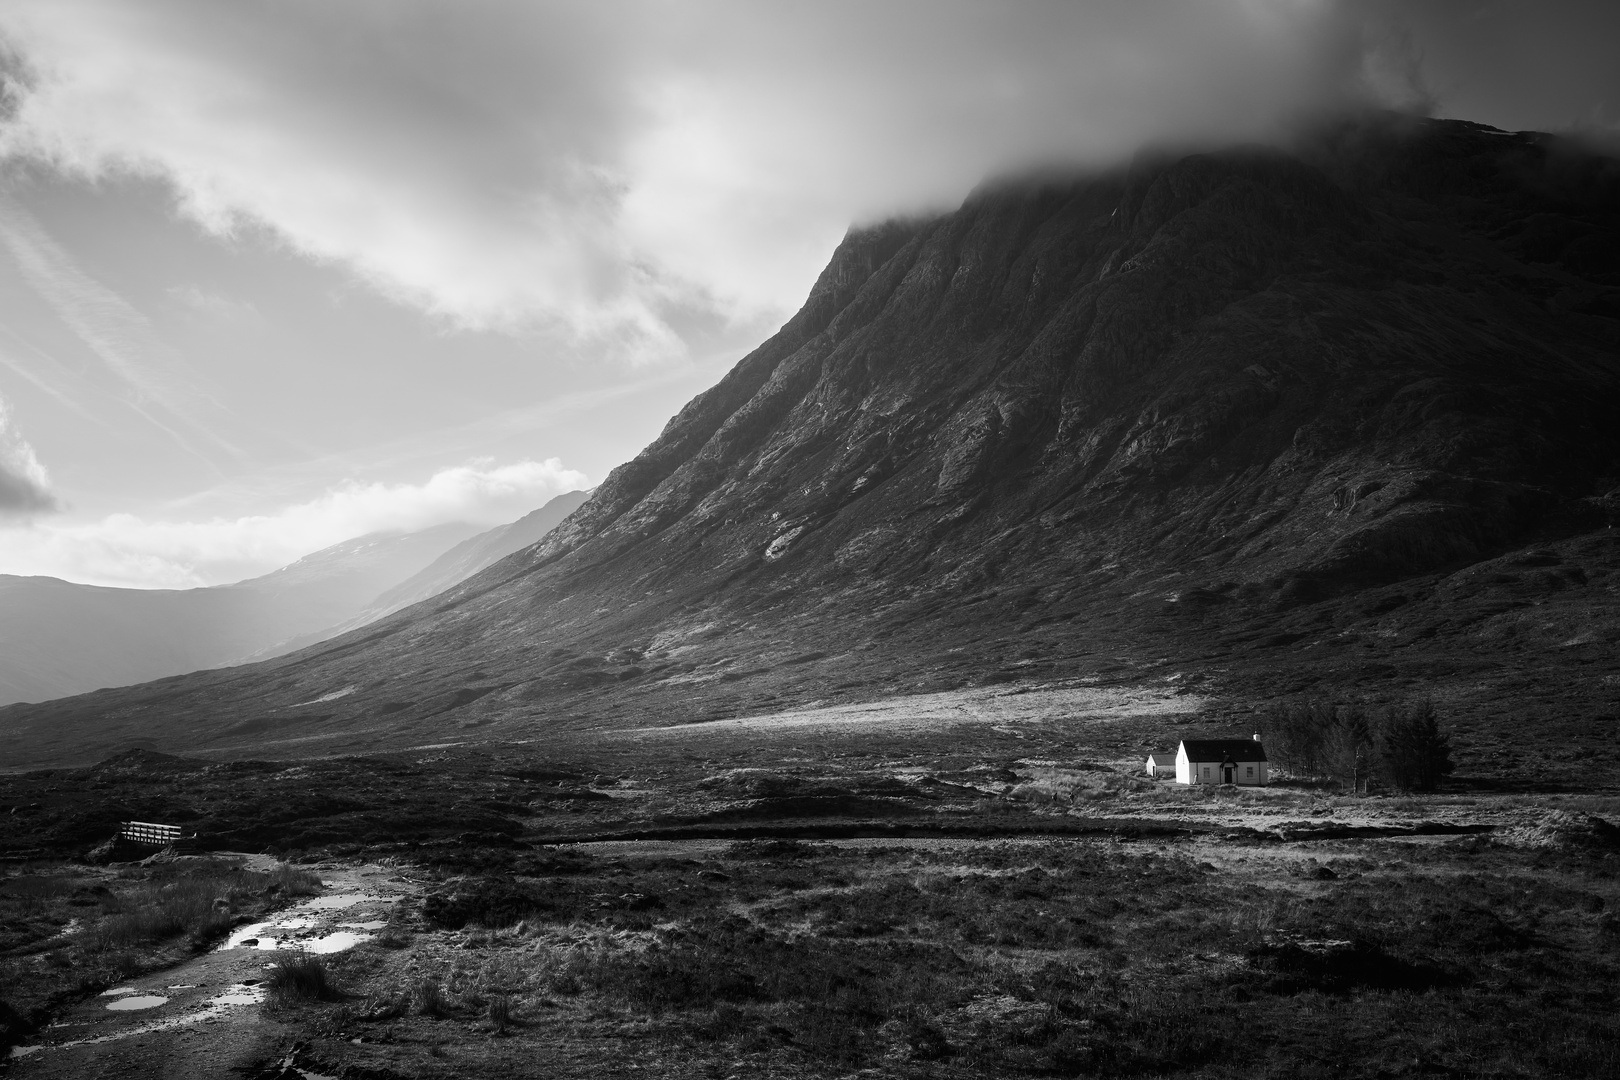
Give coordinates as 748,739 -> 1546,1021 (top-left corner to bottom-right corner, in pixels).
3,686 -> 1619,1078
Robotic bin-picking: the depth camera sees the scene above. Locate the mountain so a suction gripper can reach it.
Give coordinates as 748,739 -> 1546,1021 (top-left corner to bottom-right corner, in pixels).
0,522 -> 480,706
277,489 -> 592,650
4,113 -> 1619,768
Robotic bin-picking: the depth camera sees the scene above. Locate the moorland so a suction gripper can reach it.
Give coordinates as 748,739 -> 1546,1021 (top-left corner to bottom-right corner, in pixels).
4,684 -> 1619,1078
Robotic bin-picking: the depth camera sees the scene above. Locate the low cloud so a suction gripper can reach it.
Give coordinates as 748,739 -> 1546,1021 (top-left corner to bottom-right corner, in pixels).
0,1 -> 1445,362
0,457 -> 587,587
0,395 -> 55,515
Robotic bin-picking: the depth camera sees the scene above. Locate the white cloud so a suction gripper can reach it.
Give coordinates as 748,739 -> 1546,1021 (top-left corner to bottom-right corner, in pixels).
0,1 -> 1417,363
0,457 -> 587,587
0,393 -> 55,514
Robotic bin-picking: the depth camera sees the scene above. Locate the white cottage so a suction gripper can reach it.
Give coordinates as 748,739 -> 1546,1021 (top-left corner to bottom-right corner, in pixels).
1144,752 -> 1178,778
1175,736 -> 1269,786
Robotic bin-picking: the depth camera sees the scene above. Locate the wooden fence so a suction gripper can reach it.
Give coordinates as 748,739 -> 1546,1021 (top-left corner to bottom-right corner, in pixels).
119,820 -> 190,847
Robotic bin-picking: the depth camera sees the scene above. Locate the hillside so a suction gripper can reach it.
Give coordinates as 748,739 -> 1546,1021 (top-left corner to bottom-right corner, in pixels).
4,113 -> 1618,768
301,489 -> 592,643
0,522 -> 479,706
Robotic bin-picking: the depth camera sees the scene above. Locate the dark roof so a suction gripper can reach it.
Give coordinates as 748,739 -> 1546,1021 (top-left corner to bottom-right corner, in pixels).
1146,752 -> 1177,764
1179,738 -> 1268,763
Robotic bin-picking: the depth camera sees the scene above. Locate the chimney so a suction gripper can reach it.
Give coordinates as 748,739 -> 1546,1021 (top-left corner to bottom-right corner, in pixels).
1253,732 -> 1262,742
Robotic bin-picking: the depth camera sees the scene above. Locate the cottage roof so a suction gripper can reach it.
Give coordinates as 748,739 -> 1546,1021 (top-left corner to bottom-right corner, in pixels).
1146,752 -> 1177,764
1179,738 -> 1268,763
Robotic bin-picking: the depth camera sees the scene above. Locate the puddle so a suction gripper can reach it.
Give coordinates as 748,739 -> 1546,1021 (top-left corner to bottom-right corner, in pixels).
12,984 -> 265,1057
220,922 -> 278,950
99,987 -> 137,997
220,922 -> 370,954
209,984 -> 266,1006
106,995 -> 168,1011
340,920 -> 388,930
304,893 -> 396,911
304,931 -> 370,953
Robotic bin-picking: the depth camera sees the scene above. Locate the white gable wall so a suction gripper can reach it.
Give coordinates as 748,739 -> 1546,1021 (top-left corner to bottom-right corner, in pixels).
1174,743 -> 1269,785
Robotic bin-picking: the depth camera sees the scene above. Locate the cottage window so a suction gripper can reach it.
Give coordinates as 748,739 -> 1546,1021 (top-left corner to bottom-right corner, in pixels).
1246,766 -> 1254,777
1202,766 -> 1211,779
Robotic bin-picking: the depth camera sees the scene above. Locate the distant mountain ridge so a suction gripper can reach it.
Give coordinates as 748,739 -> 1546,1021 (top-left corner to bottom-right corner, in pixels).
237,490 -> 591,659
346,490 -> 591,626
5,114 -> 1619,767
0,522 -> 481,706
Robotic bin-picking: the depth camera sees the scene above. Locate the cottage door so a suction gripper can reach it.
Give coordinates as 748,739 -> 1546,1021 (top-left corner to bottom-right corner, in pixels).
1222,764 -> 1235,784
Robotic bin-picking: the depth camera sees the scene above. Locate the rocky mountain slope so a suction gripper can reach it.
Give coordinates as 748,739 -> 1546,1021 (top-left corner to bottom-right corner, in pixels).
0,523 -> 479,706
5,114 -> 1618,767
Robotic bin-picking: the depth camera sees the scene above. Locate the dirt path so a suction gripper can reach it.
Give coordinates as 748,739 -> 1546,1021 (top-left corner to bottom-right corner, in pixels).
8,856 -> 419,1080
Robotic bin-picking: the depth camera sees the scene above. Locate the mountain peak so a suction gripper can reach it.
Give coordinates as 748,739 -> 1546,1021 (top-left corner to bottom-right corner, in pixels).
5,116 -> 1617,767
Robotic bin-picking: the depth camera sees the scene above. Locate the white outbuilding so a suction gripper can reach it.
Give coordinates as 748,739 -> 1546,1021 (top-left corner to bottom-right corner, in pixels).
1144,752 -> 1178,778
1175,736 -> 1269,786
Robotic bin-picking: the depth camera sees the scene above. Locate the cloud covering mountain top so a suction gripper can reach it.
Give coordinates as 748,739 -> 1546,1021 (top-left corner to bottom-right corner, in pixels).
0,0 -> 1614,587
0,0 -> 1527,360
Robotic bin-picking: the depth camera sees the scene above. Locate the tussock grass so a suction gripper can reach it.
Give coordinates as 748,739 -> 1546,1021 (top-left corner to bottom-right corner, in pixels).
0,874 -> 79,914
487,994 -> 515,1034
268,862 -> 323,897
415,980 -> 447,1017
86,881 -> 235,951
266,950 -> 339,1006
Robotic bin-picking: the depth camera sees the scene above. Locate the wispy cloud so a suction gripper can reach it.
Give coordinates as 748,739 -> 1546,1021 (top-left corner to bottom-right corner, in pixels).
0,187 -> 242,463
166,283 -> 262,325
0,456 -> 587,587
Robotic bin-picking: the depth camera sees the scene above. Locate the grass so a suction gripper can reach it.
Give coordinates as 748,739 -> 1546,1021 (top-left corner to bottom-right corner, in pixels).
267,950 -> 340,1007
329,834 -> 1620,1078
0,855 -> 323,1054
7,734 -> 1620,1075
268,862 -> 324,897
415,980 -> 447,1017
87,881 -> 232,952
487,994 -> 515,1034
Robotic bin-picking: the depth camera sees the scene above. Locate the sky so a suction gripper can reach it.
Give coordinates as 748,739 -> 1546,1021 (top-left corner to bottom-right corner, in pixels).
0,0 -> 1614,588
